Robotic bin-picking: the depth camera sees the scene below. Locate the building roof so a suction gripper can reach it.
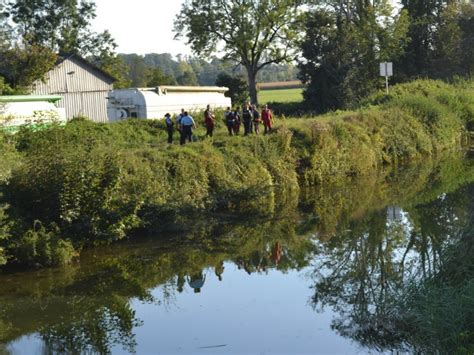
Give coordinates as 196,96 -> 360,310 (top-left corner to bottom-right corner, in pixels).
0,95 -> 62,103
115,86 -> 230,94
57,53 -> 117,83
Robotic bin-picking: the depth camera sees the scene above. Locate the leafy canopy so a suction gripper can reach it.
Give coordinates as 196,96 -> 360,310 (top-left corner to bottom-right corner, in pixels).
174,0 -> 305,103
2,0 -> 129,89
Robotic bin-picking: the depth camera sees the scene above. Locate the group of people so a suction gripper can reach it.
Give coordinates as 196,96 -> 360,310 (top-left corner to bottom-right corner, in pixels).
224,104 -> 274,136
164,104 -> 274,145
164,108 -> 197,145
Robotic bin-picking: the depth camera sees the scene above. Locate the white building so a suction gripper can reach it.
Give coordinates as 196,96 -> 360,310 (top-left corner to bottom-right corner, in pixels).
0,95 -> 66,132
107,86 -> 231,121
31,54 -> 115,123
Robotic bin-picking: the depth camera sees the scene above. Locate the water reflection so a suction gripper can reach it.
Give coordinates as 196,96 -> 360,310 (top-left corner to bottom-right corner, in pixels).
309,180 -> 474,352
0,153 -> 473,354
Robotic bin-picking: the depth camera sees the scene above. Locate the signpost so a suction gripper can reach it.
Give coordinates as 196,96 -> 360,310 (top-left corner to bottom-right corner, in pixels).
380,62 -> 393,94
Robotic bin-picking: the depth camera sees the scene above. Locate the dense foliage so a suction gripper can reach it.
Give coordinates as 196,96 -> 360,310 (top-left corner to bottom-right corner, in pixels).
215,72 -> 249,105
299,0 -> 474,113
119,52 -> 299,90
0,79 -> 472,268
0,0 -> 126,91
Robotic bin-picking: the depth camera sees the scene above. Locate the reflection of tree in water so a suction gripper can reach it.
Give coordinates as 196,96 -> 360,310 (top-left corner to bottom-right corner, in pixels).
311,209 -> 408,350
0,154 -> 472,353
40,297 -> 140,354
310,183 -> 474,352
0,190 -> 313,354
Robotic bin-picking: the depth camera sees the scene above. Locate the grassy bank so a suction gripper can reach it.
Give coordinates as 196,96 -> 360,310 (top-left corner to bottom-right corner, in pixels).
0,79 -> 473,268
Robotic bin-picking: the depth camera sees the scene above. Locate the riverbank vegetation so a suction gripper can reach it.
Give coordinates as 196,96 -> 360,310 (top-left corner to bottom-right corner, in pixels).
0,152 -> 473,353
0,79 -> 473,268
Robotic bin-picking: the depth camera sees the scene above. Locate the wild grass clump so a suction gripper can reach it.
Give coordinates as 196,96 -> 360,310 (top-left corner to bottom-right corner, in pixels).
285,79 -> 473,184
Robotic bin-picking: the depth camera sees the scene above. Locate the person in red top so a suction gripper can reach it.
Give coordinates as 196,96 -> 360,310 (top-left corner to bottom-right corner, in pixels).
261,105 -> 273,134
204,104 -> 215,137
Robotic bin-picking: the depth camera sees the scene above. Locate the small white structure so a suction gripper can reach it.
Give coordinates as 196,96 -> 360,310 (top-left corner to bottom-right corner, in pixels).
107,86 -> 231,121
0,95 -> 67,132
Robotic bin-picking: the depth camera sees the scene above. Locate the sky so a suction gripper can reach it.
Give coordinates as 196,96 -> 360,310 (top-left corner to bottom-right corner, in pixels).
91,0 -> 190,56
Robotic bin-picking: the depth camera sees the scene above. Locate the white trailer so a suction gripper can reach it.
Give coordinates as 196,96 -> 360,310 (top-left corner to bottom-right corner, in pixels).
107,86 -> 232,121
0,95 -> 67,132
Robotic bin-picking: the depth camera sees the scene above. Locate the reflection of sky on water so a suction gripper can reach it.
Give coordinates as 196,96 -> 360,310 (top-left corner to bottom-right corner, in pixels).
6,336 -> 44,355
6,264 -> 374,355
125,264 -> 371,354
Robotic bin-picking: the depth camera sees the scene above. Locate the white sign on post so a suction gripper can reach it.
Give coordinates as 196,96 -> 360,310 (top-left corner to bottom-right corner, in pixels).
380,62 -> 393,94
380,62 -> 393,77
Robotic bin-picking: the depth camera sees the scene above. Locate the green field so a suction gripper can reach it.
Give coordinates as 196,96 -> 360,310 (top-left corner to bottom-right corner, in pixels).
258,88 -> 303,104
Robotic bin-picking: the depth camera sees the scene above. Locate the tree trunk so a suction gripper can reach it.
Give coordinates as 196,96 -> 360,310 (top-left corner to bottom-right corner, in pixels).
246,67 -> 258,105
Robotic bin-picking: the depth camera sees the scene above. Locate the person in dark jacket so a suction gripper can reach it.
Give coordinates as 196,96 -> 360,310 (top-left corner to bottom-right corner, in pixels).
242,104 -> 253,136
225,107 -> 235,136
164,113 -> 174,144
204,104 -> 215,137
233,107 -> 241,135
176,108 -> 185,133
251,104 -> 261,135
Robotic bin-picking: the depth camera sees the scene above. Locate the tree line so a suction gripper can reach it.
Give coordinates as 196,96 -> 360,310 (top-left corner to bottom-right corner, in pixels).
117,52 -> 298,88
1,0 -> 473,111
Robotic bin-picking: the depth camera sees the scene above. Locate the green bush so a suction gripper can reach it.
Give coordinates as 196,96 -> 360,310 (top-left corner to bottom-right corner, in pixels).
11,222 -> 76,267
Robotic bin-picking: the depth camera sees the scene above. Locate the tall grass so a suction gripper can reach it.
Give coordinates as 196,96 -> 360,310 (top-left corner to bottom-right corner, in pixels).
284,79 -> 474,184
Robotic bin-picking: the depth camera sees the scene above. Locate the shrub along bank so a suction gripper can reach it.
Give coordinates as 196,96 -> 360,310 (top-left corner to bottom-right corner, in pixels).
0,79 -> 472,268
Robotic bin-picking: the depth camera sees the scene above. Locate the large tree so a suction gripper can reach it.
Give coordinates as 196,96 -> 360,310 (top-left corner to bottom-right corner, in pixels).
4,0 -> 128,89
0,0 -> 10,50
0,44 -> 57,91
174,0 -> 304,104
430,1 -> 474,79
299,0 -> 409,112
396,0 -> 474,80
399,0 -> 443,78
7,0 -> 98,53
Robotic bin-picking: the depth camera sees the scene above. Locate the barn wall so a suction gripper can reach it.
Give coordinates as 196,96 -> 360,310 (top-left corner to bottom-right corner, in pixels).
57,92 -> 109,123
32,57 -> 113,122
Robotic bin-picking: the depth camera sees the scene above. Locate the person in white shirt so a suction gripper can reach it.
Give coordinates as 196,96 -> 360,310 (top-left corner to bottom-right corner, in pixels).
180,111 -> 196,145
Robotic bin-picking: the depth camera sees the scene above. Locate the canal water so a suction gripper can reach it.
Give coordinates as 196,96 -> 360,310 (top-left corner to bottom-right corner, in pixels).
1,154 -> 473,354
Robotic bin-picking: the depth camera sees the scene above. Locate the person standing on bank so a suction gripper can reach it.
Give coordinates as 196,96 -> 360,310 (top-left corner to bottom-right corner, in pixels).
242,104 -> 253,136
225,107 -> 235,136
204,104 -> 216,137
164,113 -> 174,144
251,104 -> 261,135
233,107 -> 241,135
262,105 -> 274,134
176,108 -> 185,133
180,111 -> 196,145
